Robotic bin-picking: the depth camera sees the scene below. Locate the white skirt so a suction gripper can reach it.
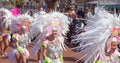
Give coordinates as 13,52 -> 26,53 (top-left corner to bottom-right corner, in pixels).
8,48 -> 30,63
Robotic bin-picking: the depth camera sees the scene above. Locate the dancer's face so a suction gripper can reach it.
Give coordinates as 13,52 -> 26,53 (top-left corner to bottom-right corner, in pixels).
20,27 -> 26,33
52,30 -> 58,37
111,42 -> 118,50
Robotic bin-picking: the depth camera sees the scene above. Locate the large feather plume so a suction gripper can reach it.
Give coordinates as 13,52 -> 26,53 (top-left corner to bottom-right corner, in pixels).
73,7 -> 120,63
29,11 -> 70,42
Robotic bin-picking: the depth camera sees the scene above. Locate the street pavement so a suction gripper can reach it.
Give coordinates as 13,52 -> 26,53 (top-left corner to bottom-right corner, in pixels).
0,43 -> 84,63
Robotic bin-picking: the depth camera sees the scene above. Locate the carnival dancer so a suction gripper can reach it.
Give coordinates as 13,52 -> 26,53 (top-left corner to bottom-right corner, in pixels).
8,14 -> 33,63
30,12 -> 70,63
0,8 -> 12,57
73,7 -> 120,63
42,26 -> 64,63
105,37 -> 120,63
42,12 -> 70,63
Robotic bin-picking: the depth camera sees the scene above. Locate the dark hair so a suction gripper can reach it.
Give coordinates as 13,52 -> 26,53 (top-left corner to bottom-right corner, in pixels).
15,5 -> 20,8
29,10 -> 33,16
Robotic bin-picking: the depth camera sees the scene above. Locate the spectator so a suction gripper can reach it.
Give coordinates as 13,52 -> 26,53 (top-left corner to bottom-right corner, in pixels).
42,2 -> 47,11
77,8 -> 85,18
85,7 -> 92,19
68,7 -> 77,20
67,7 -> 77,44
23,0 -> 29,9
28,0 -> 34,10
0,2 -> 3,8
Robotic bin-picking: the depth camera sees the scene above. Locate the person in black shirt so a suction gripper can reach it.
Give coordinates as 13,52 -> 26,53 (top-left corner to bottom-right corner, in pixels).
77,8 -> 85,18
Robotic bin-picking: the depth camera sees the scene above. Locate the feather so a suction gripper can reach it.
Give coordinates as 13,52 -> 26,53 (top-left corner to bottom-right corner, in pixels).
73,7 -> 120,63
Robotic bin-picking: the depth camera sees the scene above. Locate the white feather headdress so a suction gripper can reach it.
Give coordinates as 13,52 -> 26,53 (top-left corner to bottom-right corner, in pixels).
29,12 -> 70,41
0,8 -> 14,29
73,7 -> 120,63
8,14 -> 34,33
49,12 -> 71,35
